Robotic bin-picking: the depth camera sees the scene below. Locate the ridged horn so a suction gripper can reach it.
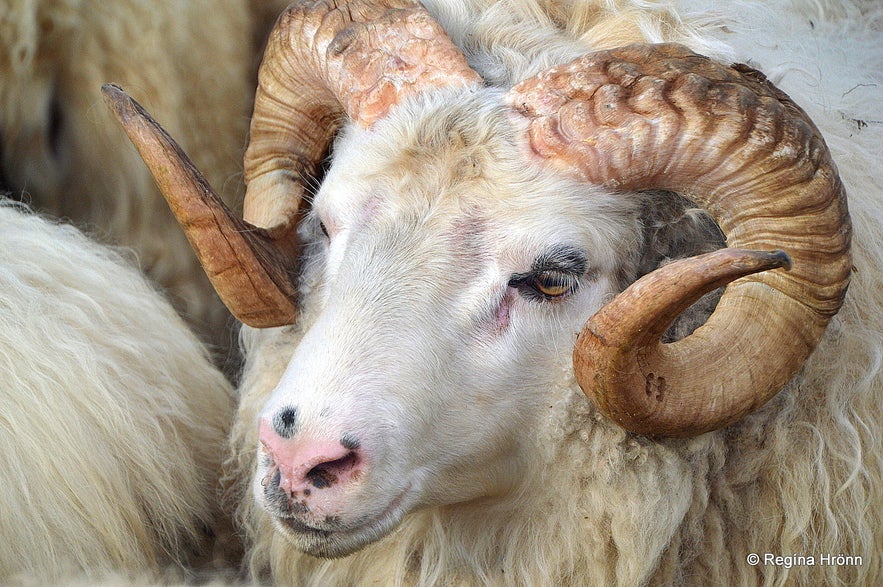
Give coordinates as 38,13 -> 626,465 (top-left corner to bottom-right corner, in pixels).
243,0 -> 481,230
507,43 -> 851,437
101,83 -> 299,327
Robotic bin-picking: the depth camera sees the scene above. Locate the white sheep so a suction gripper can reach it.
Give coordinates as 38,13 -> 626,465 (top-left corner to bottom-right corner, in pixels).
0,201 -> 234,585
109,0 -> 881,584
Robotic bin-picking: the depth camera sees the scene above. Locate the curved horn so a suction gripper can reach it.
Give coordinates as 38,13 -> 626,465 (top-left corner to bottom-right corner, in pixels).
104,0 -> 480,327
507,43 -> 851,437
243,0 -> 481,230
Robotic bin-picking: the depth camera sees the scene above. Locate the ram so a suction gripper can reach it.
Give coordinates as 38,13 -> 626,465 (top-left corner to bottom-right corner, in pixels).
107,0 -> 881,584
0,202 -> 235,584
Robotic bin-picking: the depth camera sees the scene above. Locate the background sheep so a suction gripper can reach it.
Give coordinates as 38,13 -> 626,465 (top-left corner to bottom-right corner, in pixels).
0,0 -> 288,360
0,201 -> 234,585
108,0 -> 881,585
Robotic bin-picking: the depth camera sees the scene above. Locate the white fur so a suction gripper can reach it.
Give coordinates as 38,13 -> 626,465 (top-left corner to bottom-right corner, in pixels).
0,201 -> 235,585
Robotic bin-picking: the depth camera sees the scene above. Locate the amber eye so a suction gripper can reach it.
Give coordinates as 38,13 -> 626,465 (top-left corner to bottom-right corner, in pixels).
531,271 -> 574,298
508,245 -> 587,302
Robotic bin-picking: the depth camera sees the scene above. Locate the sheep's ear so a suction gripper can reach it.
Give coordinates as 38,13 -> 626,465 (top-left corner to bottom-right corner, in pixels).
102,84 -> 300,328
507,43 -> 851,437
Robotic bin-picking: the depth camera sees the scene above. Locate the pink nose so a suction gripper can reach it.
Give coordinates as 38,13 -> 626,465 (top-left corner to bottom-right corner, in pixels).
258,418 -> 364,500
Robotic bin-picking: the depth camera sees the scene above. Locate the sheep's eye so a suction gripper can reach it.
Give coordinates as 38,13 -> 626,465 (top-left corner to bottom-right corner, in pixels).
319,221 -> 329,238
531,271 -> 574,298
508,269 -> 579,301
508,245 -> 587,302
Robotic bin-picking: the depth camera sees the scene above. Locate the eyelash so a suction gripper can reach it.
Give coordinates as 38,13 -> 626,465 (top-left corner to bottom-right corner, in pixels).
508,270 -> 579,301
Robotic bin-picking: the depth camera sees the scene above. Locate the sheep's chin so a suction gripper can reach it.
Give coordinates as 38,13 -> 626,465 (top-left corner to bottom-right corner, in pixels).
270,484 -> 413,558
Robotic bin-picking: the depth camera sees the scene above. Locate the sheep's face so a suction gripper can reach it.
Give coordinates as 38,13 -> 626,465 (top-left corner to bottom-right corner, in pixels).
254,90 -> 639,557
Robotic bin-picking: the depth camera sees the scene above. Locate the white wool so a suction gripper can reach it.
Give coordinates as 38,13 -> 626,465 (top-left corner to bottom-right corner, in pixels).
0,202 -> 234,585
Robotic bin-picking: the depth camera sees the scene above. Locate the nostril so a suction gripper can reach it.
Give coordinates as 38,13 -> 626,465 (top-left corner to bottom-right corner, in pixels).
306,450 -> 360,489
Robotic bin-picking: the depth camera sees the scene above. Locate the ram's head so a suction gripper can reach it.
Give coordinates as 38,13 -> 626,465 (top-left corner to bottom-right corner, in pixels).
104,0 -> 849,558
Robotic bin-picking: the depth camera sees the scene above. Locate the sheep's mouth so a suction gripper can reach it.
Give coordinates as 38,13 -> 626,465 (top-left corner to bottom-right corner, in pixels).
278,516 -> 332,537
270,484 -> 413,558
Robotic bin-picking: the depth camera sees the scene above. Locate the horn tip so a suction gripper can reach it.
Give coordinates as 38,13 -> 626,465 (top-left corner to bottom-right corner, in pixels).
100,83 -> 126,104
766,249 -> 792,271
100,83 -> 137,122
